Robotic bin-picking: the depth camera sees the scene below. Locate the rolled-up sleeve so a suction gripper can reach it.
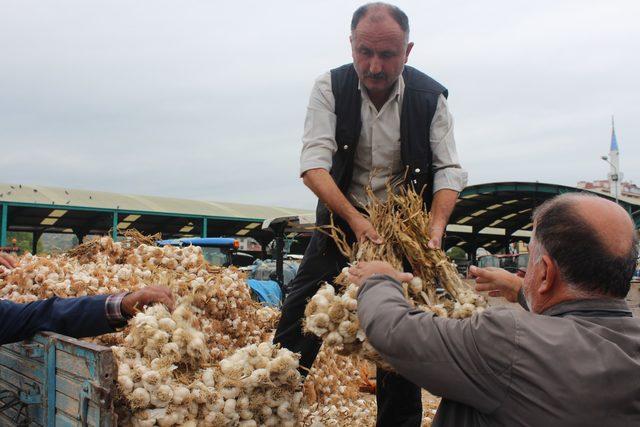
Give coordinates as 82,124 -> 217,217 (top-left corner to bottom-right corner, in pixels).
299,72 -> 338,176
430,94 -> 468,193
357,275 -> 516,413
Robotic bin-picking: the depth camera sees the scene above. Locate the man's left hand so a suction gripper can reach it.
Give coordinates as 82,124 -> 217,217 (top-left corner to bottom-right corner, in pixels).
348,261 -> 413,286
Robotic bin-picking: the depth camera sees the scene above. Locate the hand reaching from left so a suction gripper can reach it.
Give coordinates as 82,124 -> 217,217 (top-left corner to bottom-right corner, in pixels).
121,286 -> 175,316
0,253 -> 17,269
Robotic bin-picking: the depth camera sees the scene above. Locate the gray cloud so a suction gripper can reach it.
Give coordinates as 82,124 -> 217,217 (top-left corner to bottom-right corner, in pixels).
1,0 -> 637,210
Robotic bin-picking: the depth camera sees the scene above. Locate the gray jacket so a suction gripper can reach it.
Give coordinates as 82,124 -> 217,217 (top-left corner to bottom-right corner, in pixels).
357,275 -> 640,427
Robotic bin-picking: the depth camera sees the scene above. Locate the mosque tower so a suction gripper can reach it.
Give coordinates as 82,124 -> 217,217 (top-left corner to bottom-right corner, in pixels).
607,116 -> 622,200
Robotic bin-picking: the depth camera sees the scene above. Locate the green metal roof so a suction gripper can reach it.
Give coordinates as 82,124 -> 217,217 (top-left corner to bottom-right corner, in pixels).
445,181 -> 640,254
0,183 -> 311,220
0,183 -> 313,246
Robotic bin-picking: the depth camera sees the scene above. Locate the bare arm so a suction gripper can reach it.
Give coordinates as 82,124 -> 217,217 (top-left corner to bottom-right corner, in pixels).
303,169 -> 382,243
428,188 -> 459,249
470,265 -> 528,310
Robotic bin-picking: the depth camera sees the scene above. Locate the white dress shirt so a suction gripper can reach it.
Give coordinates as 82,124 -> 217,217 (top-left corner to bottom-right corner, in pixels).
300,71 -> 468,204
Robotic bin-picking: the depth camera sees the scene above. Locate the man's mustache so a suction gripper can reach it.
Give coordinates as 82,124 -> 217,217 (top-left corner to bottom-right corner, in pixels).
363,71 -> 387,80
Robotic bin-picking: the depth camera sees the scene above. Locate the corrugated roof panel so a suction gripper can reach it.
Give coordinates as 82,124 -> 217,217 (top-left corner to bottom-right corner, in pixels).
0,183 -> 312,221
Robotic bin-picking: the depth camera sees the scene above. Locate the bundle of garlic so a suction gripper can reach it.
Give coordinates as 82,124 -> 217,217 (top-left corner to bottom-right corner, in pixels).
303,346 -> 366,407
303,283 -> 363,356
215,342 -> 304,426
112,301 -> 210,426
305,184 -> 487,365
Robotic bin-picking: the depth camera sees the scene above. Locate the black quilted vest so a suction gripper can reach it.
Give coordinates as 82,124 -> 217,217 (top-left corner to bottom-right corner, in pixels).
315,63 -> 447,229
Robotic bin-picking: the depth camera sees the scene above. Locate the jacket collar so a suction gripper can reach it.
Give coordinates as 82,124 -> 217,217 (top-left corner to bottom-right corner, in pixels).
541,297 -> 633,318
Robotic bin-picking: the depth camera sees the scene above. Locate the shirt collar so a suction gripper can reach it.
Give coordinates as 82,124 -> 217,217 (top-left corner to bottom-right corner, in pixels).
541,297 -> 632,317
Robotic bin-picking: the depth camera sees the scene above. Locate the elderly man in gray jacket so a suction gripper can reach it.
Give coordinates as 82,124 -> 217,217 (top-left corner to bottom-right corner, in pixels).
349,193 -> 640,426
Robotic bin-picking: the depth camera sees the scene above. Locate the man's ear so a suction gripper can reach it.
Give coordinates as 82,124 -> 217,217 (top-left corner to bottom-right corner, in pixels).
405,42 -> 414,62
538,254 -> 557,294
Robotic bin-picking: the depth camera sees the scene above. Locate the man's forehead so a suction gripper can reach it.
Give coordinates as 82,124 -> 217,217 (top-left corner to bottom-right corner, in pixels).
352,27 -> 406,48
353,11 -> 406,41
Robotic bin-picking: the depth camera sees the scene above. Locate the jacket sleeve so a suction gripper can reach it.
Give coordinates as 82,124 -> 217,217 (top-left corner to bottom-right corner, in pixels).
357,275 -> 518,414
0,295 -> 115,345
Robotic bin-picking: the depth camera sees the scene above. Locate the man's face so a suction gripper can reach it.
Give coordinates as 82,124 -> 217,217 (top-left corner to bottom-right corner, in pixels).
350,16 -> 413,96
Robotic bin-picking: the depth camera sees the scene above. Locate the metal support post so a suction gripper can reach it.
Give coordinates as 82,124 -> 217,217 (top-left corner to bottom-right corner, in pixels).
0,204 -> 6,248
202,217 -> 208,238
32,231 -> 43,255
74,230 -> 87,246
273,223 -> 286,291
468,243 -> 478,265
111,211 -> 118,241
504,235 -> 512,255
43,337 -> 57,427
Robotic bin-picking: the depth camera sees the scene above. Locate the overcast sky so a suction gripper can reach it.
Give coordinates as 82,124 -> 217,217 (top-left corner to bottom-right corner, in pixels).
1,0 -> 638,210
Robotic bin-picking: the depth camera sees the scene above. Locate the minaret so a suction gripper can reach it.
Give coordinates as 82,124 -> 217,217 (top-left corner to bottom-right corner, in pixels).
608,116 -> 622,200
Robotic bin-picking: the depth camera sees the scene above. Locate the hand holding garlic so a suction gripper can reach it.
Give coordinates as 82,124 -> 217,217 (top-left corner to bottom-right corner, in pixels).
348,261 -> 414,287
121,286 -> 175,316
0,252 -> 17,270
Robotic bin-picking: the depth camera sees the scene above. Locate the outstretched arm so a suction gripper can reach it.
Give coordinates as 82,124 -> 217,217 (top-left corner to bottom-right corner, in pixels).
470,265 -> 528,310
354,267 -> 517,413
0,286 -> 174,345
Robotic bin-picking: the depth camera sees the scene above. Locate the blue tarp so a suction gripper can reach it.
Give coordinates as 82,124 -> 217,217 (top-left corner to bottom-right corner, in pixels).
246,279 -> 282,308
157,237 -> 236,247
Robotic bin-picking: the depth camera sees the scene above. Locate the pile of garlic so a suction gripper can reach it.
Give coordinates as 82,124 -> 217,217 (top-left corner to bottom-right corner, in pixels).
300,346 -> 377,426
303,283 -> 363,355
113,302 -> 210,426
0,234 -> 432,425
216,342 -> 304,426
114,300 -> 304,426
0,235 -> 279,359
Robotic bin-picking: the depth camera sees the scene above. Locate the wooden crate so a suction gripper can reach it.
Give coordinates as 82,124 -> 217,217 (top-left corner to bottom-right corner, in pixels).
0,332 -> 117,426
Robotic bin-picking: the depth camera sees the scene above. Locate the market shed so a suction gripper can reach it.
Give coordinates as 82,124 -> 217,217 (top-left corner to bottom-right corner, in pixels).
445,182 -> 640,258
0,183 -> 312,252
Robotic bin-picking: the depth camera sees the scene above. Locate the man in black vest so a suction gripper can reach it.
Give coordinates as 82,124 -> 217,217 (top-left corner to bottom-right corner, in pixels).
275,3 -> 467,425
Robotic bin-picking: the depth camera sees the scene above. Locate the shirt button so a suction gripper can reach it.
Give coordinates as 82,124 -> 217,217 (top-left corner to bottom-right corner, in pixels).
415,168 -> 421,173
343,145 -> 349,150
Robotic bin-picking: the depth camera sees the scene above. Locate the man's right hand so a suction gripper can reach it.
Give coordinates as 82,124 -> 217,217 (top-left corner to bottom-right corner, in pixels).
470,265 -> 522,302
0,253 -> 17,269
349,215 -> 383,244
121,286 -> 175,316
